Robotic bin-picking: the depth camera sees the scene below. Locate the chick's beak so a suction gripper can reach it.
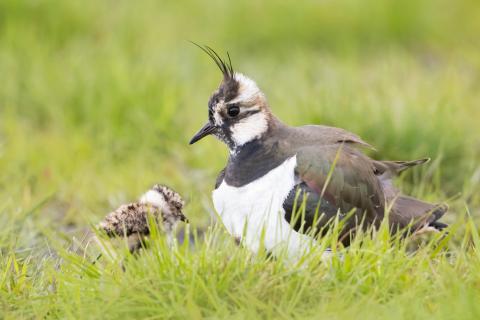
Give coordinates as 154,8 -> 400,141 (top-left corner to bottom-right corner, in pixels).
189,122 -> 216,145
179,212 -> 189,223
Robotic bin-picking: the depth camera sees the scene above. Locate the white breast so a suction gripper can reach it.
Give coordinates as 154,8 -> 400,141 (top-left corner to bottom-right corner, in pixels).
212,155 -> 316,261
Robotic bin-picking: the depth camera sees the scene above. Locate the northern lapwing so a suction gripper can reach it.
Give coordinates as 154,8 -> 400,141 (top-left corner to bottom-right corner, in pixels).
189,45 -> 448,261
98,184 -> 188,253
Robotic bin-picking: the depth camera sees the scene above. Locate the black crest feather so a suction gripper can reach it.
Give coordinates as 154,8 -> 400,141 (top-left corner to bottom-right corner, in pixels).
190,42 -> 234,79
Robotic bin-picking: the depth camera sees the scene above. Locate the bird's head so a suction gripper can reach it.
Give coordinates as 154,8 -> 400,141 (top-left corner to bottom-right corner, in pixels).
140,184 -> 188,222
189,45 -> 271,151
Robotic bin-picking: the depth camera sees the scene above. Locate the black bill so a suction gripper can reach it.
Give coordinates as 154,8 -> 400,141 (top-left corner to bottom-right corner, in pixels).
189,122 -> 216,144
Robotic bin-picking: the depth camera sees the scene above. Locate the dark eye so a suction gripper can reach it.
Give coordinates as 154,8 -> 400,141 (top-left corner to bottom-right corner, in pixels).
227,104 -> 240,117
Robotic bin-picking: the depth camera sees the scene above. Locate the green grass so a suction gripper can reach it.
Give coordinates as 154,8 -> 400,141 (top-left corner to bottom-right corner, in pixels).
1,0 -> 480,318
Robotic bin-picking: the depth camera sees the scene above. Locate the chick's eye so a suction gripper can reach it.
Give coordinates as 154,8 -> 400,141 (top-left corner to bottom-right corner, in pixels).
227,104 -> 240,117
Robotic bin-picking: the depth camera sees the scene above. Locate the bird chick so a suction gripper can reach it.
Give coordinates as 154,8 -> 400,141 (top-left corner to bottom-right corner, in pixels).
98,184 -> 188,253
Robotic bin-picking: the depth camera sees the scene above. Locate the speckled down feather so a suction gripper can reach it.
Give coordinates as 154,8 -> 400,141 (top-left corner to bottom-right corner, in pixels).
98,184 -> 187,239
99,203 -> 166,237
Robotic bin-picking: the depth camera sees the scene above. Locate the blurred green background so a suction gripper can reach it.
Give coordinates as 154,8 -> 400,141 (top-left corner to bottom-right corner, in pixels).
1,0 -> 479,248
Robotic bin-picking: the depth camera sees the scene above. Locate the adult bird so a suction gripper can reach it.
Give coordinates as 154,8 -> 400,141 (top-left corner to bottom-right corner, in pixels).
189,45 -> 447,261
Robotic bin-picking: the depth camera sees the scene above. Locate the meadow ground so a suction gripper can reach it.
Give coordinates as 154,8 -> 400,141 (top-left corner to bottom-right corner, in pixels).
1,0 -> 480,318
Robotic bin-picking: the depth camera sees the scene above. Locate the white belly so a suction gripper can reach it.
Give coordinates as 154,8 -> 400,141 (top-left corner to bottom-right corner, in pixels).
212,155 -> 316,261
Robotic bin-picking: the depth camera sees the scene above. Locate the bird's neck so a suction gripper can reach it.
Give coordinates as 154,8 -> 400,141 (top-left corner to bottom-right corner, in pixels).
225,116 -> 292,187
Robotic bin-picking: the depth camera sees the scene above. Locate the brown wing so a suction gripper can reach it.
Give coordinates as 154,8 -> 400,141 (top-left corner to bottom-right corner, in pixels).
373,158 -> 430,178
295,125 -> 374,149
295,144 -> 385,225
373,158 -> 429,200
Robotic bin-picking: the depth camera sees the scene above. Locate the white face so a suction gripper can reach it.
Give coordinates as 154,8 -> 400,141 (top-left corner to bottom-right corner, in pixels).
229,111 -> 268,146
210,73 -> 269,149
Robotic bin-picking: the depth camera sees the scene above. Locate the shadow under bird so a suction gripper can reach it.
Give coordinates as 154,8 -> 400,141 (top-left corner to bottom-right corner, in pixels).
98,184 -> 188,253
189,45 -> 448,261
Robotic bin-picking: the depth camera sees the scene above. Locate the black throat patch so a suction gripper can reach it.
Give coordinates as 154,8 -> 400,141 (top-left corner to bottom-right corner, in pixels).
224,138 -> 293,187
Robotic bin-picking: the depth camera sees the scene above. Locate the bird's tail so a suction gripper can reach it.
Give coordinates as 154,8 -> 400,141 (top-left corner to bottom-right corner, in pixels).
390,195 -> 448,232
375,157 -> 448,233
